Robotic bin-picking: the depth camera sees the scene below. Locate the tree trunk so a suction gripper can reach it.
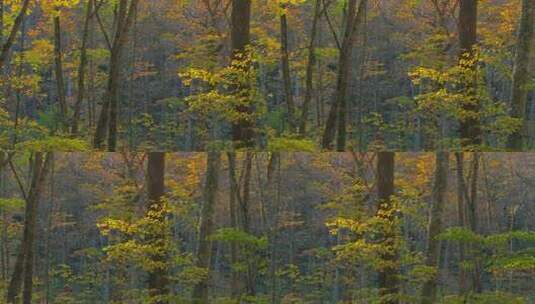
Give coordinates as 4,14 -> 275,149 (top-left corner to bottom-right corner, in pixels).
455,153 -> 468,295
53,15 -> 68,132
146,152 -> 169,303
7,153 -> 52,304
376,152 -> 399,304
321,0 -> 366,151
192,152 -> 221,303
458,0 -> 480,147
420,152 -> 449,304
71,0 -> 94,135
466,153 -> 482,293
94,0 -> 139,151
0,0 -> 31,70
231,0 -> 254,148
0,152 -> 7,281
507,0 -> 535,150
299,0 -> 321,136
227,152 -> 241,298
280,5 -> 296,133
241,152 -> 256,296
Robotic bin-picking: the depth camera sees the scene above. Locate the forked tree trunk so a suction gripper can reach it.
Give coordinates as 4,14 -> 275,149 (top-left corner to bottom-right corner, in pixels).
299,0 -> 321,136
322,0 -> 366,151
72,0 -> 94,135
94,0 -> 139,151
7,153 -> 52,304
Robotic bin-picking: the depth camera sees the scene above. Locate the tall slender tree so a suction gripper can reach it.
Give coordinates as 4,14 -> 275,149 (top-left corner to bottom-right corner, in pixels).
94,0 -> 139,151
53,14 -> 68,131
279,2 -> 296,133
421,152 -> 449,304
299,0 -> 322,136
322,0 -> 366,151
507,0 -> 535,150
72,0 -> 95,135
7,153 -> 52,304
192,152 -> 221,303
0,0 -> 31,70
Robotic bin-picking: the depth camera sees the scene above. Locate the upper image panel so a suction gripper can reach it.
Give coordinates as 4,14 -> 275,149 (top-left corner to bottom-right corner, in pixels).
0,0 -> 533,152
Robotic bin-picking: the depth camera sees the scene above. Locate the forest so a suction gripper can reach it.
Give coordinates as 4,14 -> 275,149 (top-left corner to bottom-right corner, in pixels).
1,0 -> 535,303
0,0 -> 533,151
0,152 -> 534,303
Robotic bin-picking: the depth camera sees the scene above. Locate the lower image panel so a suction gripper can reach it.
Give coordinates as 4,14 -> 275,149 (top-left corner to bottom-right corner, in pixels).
0,152 -> 534,303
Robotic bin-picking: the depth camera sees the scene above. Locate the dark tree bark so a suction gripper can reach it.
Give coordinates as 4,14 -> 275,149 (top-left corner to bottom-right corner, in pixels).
72,0 -> 94,135
240,152 -> 256,296
299,0 -> 321,136
7,153 -> 52,304
230,0 -> 254,148
458,0 -> 480,147
376,152 -> 399,304
146,152 -> 169,303
421,152 -> 449,304
94,0 -> 139,151
192,152 -> 221,303
466,153 -> 482,293
0,0 -> 31,70
53,15 -> 68,131
507,0 -> 535,150
279,4 -> 296,133
321,0 -> 366,151
455,152 -> 482,294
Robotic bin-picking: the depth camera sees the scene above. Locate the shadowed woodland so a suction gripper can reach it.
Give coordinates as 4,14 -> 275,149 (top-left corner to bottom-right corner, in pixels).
0,152 -> 534,303
0,0 -> 533,151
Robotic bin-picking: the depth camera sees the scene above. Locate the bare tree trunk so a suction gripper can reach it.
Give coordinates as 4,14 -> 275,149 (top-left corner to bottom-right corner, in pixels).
279,5 -> 296,133
53,15 -> 68,131
267,152 -> 280,304
466,153 -> 482,293
458,0 -> 480,147
321,0 -> 366,151
0,0 -> 31,69
72,0 -> 94,135
227,152 -> 241,298
241,152 -> 256,296
376,152 -> 399,304
299,0 -> 321,136
455,153 -> 468,295
94,0 -> 139,151
421,152 -> 449,304
7,153 -> 52,304
146,152 -> 169,303
507,0 -> 535,150
192,152 -> 221,303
